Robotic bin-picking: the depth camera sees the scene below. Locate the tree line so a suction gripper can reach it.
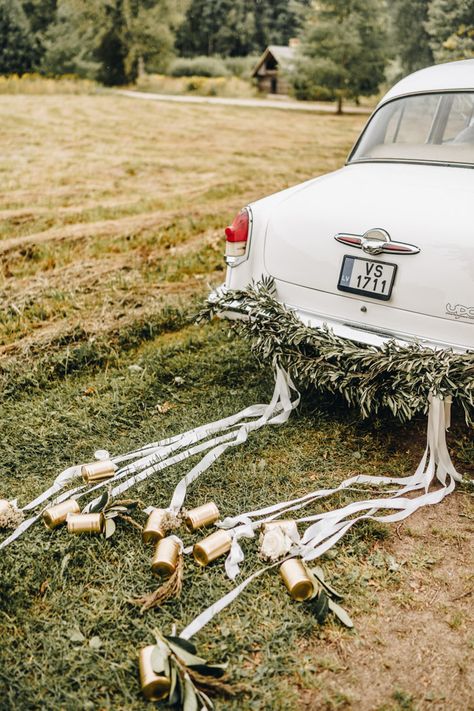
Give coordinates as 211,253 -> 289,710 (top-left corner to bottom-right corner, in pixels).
0,0 -> 473,94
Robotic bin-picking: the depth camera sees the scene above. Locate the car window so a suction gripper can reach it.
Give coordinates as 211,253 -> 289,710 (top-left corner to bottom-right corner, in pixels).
349,92 -> 474,166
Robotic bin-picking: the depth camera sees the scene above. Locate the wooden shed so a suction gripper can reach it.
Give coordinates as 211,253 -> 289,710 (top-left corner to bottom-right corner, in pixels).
252,44 -> 296,95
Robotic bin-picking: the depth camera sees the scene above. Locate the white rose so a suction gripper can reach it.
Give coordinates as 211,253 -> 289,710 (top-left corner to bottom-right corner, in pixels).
259,527 -> 292,561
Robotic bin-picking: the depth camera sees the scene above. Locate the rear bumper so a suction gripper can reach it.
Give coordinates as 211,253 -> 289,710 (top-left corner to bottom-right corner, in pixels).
208,285 -> 471,353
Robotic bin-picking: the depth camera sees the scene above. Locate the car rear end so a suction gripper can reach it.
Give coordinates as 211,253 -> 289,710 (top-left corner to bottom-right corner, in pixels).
214,61 -> 474,354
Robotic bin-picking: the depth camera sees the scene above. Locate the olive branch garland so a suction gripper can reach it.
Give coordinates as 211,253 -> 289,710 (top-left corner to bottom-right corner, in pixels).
201,278 -> 474,425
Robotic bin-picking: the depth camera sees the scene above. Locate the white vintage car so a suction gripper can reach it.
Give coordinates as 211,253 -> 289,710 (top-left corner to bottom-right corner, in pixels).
214,59 -> 474,353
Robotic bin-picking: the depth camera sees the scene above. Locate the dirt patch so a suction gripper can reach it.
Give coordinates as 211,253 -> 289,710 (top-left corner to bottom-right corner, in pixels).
298,493 -> 474,710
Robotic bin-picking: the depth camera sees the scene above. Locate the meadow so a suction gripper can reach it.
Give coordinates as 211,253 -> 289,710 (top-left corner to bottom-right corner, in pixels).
0,92 -> 472,711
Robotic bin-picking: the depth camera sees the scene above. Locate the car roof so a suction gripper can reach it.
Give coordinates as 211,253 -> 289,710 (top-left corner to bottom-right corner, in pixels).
379,59 -> 474,106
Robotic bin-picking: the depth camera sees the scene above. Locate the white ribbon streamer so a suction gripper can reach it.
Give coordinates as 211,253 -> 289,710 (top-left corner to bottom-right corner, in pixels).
225,524 -> 255,580
1,367 -> 299,548
179,559 -> 284,641
171,396 -> 461,648
217,395 -> 460,578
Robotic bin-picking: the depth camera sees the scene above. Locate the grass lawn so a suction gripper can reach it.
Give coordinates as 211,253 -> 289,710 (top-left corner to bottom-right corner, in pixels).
0,94 -> 472,711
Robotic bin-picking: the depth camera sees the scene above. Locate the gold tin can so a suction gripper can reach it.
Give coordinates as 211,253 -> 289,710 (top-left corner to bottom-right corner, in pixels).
81,460 -> 116,483
185,502 -> 220,531
151,537 -> 180,576
262,519 -> 297,534
193,530 -> 232,567
67,512 -> 104,535
139,645 -> 171,701
43,499 -> 81,529
280,558 -> 314,601
142,508 -> 167,544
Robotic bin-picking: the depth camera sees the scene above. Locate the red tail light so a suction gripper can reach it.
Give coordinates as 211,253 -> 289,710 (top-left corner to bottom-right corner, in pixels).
225,208 -> 249,259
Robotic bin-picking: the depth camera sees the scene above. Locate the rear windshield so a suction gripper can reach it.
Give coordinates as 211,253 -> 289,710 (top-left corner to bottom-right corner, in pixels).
349,92 -> 474,166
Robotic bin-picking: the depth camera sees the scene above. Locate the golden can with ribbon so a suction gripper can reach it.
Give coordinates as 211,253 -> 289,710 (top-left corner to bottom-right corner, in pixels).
280,558 -> 314,601
151,537 -> 180,576
81,460 -> 116,483
43,499 -> 81,529
185,502 -> 220,531
193,529 -> 232,566
138,645 -> 171,701
67,512 -> 105,535
262,519 -> 297,534
142,509 -> 167,544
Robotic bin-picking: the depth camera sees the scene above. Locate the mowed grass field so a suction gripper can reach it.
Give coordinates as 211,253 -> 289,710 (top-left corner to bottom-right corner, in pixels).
0,94 -> 472,711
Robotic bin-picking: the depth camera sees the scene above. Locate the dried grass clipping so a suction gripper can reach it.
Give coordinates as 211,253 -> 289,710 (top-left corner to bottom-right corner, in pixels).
161,509 -> 182,532
188,669 -> 245,697
131,554 -> 184,612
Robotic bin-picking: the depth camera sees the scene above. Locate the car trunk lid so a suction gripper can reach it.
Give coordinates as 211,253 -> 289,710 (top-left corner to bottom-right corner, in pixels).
263,163 -> 474,335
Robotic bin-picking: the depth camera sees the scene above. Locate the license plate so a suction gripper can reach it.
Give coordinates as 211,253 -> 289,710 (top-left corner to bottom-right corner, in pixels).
337,255 -> 397,301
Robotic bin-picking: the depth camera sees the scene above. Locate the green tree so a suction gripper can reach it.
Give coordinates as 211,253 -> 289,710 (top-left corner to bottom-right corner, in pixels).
41,0 -> 180,84
40,0 -> 104,78
290,0 -> 389,113
0,0 -> 39,74
426,0 -> 474,62
392,0 -> 433,73
124,0 -> 179,75
176,0 -> 311,57
95,0 -> 129,85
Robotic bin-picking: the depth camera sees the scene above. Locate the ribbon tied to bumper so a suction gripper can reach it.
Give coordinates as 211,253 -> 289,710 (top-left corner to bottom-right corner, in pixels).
217,394 -> 461,578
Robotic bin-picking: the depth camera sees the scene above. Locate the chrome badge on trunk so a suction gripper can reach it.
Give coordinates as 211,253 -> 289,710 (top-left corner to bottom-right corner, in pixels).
335,228 -> 420,256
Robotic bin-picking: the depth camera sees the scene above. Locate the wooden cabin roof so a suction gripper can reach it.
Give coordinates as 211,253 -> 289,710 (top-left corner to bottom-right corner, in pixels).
252,45 -> 296,77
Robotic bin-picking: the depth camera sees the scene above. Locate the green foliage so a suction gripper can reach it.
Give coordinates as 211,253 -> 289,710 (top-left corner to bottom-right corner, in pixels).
126,1 -> 177,74
426,0 -> 474,62
169,55 -> 230,77
222,54 -> 259,78
95,0 -> 129,85
40,0 -> 179,83
175,0 -> 311,57
204,279 -> 474,424
21,0 -> 57,34
290,0 -> 389,111
0,0 -> 39,74
147,633 -> 236,709
40,0 -> 103,78
290,56 -> 346,102
391,0 -> 433,74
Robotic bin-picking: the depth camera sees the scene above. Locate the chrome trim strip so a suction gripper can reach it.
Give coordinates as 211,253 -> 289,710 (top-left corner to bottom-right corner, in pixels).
334,231 -> 420,255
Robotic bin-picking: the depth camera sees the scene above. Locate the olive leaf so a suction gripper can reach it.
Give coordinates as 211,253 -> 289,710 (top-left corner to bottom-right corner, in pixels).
151,643 -> 170,675
104,518 -> 116,539
328,599 -> 354,628
197,689 -> 214,710
183,676 -> 199,711
165,636 -> 198,655
169,663 -> 179,705
188,663 -> 228,679
167,642 -> 207,668
103,510 -> 120,519
89,490 -> 110,513
310,566 -> 344,599
310,589 -> 329,624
